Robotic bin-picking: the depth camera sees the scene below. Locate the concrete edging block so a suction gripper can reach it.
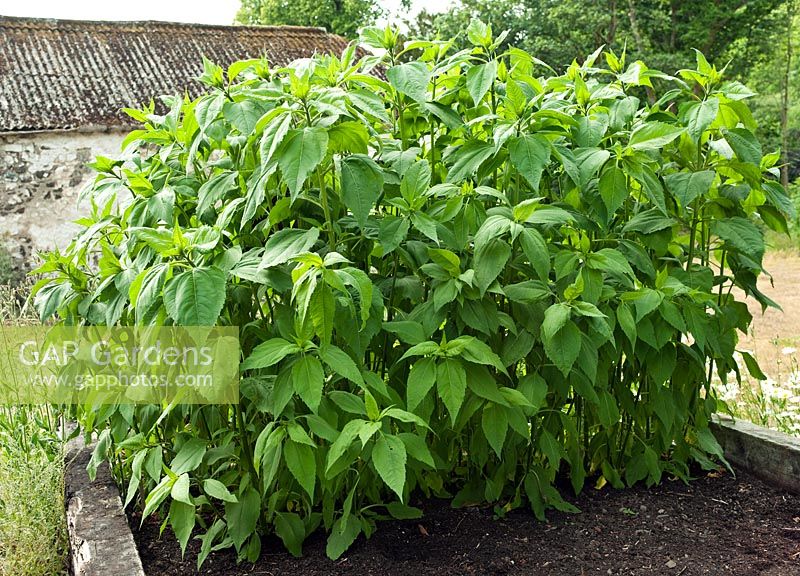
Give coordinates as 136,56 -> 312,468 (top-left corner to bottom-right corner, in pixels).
65,433 -> 145,576
711,414 -> 800,494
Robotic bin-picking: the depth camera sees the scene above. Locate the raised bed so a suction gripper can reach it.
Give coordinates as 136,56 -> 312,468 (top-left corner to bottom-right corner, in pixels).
66,419 -> 800,575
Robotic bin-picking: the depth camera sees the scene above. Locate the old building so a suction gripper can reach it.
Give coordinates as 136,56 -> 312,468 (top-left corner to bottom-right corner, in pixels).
0,16 -> 352,273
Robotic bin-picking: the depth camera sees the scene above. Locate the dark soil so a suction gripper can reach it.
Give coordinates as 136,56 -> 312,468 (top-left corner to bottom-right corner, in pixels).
132,468 -> 800,575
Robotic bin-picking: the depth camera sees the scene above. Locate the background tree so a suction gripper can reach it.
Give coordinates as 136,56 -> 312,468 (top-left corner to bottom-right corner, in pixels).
236,0 -> 382,38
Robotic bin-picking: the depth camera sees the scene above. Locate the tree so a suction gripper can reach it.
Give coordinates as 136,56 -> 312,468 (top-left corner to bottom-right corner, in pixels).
413,0 -> 782,73
236,0 -> 382,38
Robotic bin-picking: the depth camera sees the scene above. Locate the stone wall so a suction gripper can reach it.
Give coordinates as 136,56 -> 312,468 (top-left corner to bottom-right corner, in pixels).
0,129 -> 126,273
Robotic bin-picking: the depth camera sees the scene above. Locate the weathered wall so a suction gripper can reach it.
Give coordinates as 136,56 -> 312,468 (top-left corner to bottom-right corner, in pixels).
0,129 -> 125,272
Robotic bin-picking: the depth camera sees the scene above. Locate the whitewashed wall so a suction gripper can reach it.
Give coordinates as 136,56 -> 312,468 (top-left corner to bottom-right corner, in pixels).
0,129 -> 126,272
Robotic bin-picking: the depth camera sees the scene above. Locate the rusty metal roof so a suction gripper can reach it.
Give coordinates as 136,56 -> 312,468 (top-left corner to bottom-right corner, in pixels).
0,16 -> 353,132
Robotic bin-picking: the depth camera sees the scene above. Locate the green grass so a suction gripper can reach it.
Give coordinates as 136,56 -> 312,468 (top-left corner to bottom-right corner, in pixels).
0,282 -> 67,576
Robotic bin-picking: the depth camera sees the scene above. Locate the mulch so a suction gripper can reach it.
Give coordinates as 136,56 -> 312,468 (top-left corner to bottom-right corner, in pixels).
131,467 -> 800,575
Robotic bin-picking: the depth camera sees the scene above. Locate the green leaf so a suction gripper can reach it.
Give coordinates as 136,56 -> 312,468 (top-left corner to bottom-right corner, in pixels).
599,165 -> 628,216
628,122 -> 684,150
225,487 -> 260,551
459,337 -> 507,374
474,237 -> 511,294
740,350 -> 767,380
203,479 -> 238,503
509,134 -> 551,191
197,171 -> 238,215
169,499 -> 195,556
309,284 -> 335,344
372,434 -> 407,501
223,99 -> 267,134
171,438 -> 207,474
278,127 -> 328,199
436,358 -> 467,425
664,170 -> 714,209
597,390 -> 621,427
387,61 -> 430,103
320,345 -> 364,386
724,128 -> 762,165
398,433 -> 435,468
684,98 -> 718,140
466,60 -> 498,105
713,217 -> 764,261
383,320 -> 427,345
616,302 -> 637,345
326,514 -> 361,560
242,338 -> 301,371
542,320 -> 582,376
518,228 -> 550,280
541,303 -> 571,341
275,512 -> 306,557
325,419 -> 365,474
538,429 -> 562,468
385,502 -> 424,519
481,403 -> 508,457
163,266 -> 227,325
445,140 -> 495,183
622,208 -> 676,234
327,121 -> 370,154
284,439 -> 317,499
292,354 -> 325,413
171,473 -> 193,505
407,357 -> 437,411
340,154 -> 384,228
378,217 -> 410,253
260,227 -> 319,269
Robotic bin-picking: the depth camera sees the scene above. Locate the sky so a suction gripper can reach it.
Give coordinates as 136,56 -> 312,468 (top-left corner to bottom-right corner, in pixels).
0,0 -> 454,26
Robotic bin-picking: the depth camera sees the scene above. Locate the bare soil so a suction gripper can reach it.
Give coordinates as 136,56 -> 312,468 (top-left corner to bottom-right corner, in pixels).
132,468 -> 800,576
738,250 -> 800,380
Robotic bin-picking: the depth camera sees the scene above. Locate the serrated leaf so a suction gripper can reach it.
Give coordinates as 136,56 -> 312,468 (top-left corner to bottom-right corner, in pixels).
340,154 -> 384,228
436,358 -> 467,424
407,357 -> 437,411
372,434 -> 407,500
163,266 -> 227,325
326,514 -> 361,560
466,60 -> 498,105
169,500 -> 195,556
225,487 -> 260,551
242,338 -> 301,370
278,127 -> 328,199
542,320 -> 582,376
293,355 -> 325,413
664,170 -> 714,209
481,403 -> 508,457
599,165 -> 628,216
284,439 -> 316,499
203,479 -> 238,503
275,512 -> 306,557
387,61 -> 430,103
685,98 -> 718,140
259,227 -> 319,269
509,134 -> 551,191
628,122 -> 684,150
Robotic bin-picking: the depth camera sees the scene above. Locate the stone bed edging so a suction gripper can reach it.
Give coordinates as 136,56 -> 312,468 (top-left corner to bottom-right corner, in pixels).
65,433 -> 145,576
711,414 -> 800,493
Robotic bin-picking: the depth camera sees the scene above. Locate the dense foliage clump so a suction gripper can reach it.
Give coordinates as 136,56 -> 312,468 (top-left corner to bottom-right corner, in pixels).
33,22 -> 792,564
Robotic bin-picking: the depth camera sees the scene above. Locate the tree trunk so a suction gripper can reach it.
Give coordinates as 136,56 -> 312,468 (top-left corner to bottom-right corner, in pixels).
781,0 -> 795,189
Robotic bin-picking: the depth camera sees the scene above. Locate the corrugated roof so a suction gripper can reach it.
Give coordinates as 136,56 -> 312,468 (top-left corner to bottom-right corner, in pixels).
0,16 -> 354,132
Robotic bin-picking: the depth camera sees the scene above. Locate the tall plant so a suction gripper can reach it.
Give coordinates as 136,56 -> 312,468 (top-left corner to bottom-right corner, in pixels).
33,21 -> 790,564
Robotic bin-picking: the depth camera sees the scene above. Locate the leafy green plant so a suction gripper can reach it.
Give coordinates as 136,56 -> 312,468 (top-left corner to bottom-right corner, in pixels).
32,21 -> 791,565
